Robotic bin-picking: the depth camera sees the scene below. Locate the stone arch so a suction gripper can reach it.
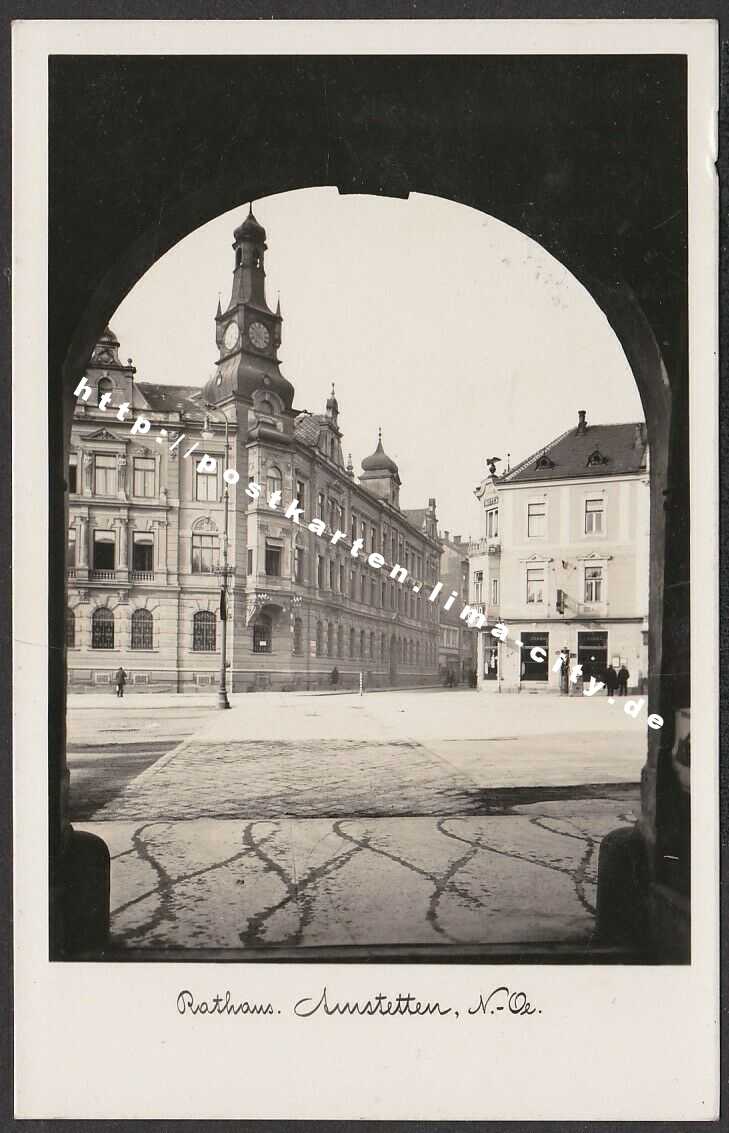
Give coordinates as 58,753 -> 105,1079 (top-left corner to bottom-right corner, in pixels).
52,60 -> 687,958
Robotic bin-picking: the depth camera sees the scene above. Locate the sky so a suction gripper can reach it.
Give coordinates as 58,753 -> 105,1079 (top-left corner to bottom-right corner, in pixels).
111,188 -> 644,539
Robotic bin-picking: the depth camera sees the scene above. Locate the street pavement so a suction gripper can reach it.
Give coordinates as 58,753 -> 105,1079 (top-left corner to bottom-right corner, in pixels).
71,688 -> 647,951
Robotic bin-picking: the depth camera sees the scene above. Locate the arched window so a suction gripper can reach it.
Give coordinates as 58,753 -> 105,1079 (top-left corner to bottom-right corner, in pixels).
316,621 -> 323,657
292,617 -> 303,656
96,376 -> 113,406
91,607 -> 114,649
193,610 -> 216,652
131,608 -> 153,650
337,625 -> 343,657
266,465 -> 282,499
253,613 -> 272,654
259,398 -> 274,414
327,622 -> 334,657
65,607 -> 75,648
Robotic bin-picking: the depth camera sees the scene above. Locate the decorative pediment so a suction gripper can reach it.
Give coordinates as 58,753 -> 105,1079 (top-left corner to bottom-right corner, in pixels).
519,553 -> 553,563
84,428 -> 124,443
586,448 -> 609,467
577,552 -> 612,562
191,516 -> 219,533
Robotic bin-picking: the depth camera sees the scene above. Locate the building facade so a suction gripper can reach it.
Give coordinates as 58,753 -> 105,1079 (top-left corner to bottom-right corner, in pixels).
437,533 -> 476,683
67,210 -> 442,692
468,411 -> 650,693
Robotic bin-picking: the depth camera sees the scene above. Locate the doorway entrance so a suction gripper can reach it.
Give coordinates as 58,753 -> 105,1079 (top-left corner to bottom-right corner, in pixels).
577,631 -> 608,683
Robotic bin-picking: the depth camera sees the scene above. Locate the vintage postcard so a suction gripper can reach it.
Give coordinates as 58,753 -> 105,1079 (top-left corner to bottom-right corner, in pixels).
11,16 -> 720,1121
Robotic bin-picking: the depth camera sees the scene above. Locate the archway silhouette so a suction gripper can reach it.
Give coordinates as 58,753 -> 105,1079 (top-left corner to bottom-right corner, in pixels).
50,54 -> 689,959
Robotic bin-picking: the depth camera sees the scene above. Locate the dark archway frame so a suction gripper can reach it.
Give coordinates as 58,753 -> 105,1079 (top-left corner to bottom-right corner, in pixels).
50,54 -> 689,959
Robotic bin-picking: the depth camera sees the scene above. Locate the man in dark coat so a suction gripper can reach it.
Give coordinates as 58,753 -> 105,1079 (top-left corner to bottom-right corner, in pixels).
605,665 -> 618,696
617,665 -> 630,696
115,666 -> 128,698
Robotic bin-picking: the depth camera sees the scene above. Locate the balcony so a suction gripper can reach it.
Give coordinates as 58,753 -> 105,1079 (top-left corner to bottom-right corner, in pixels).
89,569 -> 116,581
66,567 -> 76,579
130,570 -> 155,582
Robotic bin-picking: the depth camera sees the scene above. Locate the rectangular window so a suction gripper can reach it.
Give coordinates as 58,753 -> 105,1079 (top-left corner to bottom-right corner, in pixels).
317,556 -> 325,589
527,502 -> 546,538
360,574 -> 366,603
329,559 -> 335,589
318,493 -> 325,520
92,530 -> 115,571
68,456 -> 78,494
196,458 -> 218,502
491,577 -> 499,605
486,509 -> 499,538
339,562 -> 345,593
474,570 -> 483,603
360,520 -> 366,550
584,565 -> 603,603
295,546 -> 305,583
132,533 -> 154,574
94,454 -> 117,496
370,578 -> 376,606
247,548 -> 253,575
265,543 -> 282,577
191,534 -> 218,574
371,526 -> 376,553
67,529 -> 76,569
526,567 -> 545,604
585,498 -> 604,534
296,479 -> 306,511
351,513 -> 357,543
133,456 -> 155,497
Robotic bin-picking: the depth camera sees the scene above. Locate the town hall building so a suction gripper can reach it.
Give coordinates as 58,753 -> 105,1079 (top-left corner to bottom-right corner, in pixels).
66,209 -> 442,692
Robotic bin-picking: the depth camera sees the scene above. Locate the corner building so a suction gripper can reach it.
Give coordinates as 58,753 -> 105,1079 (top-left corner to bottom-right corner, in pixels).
67,210 -> 442,692
468,410 -> 650,693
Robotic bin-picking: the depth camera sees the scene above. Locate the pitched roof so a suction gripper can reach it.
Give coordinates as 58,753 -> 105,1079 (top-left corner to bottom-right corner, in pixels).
501,422 -> 647,484
402,507 -> 428,530
136,382 -> 204,416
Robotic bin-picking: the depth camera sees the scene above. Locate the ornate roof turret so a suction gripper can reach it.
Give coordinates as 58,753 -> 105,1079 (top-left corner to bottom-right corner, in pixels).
233,204 -> 267,246
361,428 -> 399,476
325,382 -> 339,422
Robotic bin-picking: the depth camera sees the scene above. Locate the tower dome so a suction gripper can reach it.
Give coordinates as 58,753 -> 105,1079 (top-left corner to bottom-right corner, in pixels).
361,429 -> 399,475
233,205 -> 267,246
325,382 -> 339,420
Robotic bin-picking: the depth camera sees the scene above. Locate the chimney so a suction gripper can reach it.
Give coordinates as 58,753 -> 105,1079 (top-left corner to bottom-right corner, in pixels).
577,409 -> 587,434
428,497 -> 436,509
444,530 -> 450,542
635,422 -> 646,446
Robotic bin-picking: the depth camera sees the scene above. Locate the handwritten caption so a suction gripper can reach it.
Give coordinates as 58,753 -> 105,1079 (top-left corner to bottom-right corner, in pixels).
176,986 -> 541,1020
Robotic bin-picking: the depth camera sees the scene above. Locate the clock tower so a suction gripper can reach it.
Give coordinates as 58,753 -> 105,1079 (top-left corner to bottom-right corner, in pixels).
206,206 -> 294,410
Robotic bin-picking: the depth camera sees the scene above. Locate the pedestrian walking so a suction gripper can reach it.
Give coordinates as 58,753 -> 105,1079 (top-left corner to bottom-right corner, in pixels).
617,665 -> 630,696
114,666 -> 128,698
605,664 -> 618,696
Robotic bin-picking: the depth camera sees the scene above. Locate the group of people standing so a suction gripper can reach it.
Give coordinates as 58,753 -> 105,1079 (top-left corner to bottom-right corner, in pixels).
605,663 -> 631,696
558,652 -> 631,695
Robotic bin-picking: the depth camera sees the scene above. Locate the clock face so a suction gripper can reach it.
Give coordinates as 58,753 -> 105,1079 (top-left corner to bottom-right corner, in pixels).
248,321 -> 271,350
223,321 -> 239,350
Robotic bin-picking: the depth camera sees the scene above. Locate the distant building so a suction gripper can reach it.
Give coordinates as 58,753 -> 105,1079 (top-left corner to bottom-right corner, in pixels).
468,410 -> 650,692
437,533 -> 476,683
66,210 -> 442,692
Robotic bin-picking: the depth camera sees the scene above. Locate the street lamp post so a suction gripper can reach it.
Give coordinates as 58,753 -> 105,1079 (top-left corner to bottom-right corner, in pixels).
202,405 -> 232,710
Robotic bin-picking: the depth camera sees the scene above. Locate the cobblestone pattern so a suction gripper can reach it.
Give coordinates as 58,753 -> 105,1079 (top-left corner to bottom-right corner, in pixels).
92,739 -> 481,820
